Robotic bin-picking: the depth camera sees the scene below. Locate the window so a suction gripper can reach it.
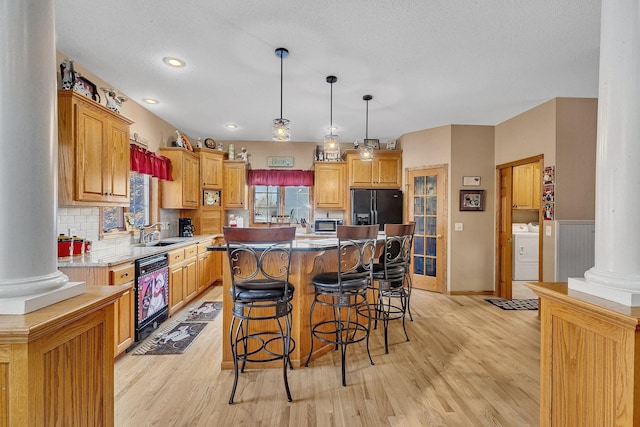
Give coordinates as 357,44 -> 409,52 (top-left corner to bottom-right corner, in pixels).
252,185 -> 311,224
102,172 -> 150,235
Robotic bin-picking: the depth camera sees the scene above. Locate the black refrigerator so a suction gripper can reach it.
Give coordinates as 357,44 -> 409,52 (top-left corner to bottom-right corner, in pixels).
351,189 -> 403,228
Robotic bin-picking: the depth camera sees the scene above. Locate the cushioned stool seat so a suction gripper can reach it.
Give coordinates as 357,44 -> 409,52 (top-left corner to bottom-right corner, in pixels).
223,226 -> 296,404
304,225 -> 379,386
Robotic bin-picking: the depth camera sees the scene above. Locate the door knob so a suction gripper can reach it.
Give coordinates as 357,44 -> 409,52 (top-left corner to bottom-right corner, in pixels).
437,234 -> 442,239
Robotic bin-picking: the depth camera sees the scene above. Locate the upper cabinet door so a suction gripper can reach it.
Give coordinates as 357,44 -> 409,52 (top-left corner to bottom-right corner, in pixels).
200,151 -> 224,188
223,161 -> 247,209
58,91 -> 133,206
314,162 -> 347,209
346,150 -> 402,189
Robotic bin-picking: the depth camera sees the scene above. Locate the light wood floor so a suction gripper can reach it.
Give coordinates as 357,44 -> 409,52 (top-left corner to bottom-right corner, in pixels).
114,285 -> 540,426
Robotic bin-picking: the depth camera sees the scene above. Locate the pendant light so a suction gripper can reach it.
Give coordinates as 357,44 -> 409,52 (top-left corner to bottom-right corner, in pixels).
324,75 -> 339,156
360,94 -> 374,160
272,47 -> 290,141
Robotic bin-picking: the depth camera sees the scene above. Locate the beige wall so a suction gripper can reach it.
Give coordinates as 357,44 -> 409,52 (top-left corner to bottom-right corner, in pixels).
495,97 -> 597,282
495,99 -> 556,166
450,125 -> 495,292
399,125 -> 452,173
215,140 -> 320,170
555,98 -> 598,221
400,125 -> 495,292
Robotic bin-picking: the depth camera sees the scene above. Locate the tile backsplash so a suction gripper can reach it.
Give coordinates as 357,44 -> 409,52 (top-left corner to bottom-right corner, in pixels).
57,207 -> 180,253
57,207 -> 101,242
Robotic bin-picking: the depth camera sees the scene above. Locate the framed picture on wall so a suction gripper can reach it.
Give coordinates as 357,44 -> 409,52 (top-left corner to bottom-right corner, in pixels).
459,189 -> 485,211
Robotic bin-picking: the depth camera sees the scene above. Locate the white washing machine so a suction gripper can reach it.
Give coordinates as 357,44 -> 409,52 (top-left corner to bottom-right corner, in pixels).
512,223 -> 539,280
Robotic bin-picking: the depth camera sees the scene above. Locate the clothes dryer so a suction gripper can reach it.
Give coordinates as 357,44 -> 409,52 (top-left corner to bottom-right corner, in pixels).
512,223 -> 539,281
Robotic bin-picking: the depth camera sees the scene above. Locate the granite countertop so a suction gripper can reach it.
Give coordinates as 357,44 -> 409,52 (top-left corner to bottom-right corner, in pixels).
208,233 -> 386,252
58,235 -> 221,267
207,237 -> 341,252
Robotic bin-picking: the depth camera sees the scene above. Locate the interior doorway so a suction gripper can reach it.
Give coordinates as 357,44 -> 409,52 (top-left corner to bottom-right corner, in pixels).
495,155 -> 543,299
406,165 -> 448,293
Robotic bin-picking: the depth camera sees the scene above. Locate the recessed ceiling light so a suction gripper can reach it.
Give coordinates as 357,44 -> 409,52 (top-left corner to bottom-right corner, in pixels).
162,57 -> 185,68
225,123 -> 238,129
142,98 -> 159,104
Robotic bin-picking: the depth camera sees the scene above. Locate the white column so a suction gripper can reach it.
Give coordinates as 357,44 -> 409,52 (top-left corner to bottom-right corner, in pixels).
0,0 -> 84,313
569,0 -> 640,306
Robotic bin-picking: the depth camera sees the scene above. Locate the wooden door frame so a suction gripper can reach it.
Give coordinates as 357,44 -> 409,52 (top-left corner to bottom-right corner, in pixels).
405,164 -> 448,294
495,155 -> 544,298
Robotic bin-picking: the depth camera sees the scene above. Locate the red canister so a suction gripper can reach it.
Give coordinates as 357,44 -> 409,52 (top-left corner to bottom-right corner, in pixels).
72,237 -> 84,256
57,235 -> 73,257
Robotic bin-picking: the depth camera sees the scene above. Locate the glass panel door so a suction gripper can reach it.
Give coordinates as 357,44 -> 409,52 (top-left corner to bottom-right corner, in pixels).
408,166 -> 447,293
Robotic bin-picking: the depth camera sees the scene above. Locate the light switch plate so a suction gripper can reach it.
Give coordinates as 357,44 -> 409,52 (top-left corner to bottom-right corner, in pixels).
546,225 -> 552,236
455,223 -> 463,231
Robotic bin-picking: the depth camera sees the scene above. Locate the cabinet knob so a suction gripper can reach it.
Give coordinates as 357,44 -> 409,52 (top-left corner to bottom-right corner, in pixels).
121,272 -> 129,278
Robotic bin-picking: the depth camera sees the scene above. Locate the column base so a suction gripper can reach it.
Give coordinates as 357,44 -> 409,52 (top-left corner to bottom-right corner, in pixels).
0,281 -> 86,314
568,277 -> 640,306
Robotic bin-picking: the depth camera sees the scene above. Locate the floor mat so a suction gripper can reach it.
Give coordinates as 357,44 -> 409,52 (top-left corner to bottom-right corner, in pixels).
133,322 -> 207,355
186,301 -> 223,321
131,300 -> 222,355
485,298 -> 538,310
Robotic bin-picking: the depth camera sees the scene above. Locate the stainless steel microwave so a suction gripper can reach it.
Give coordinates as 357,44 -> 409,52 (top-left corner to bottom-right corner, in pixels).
314,218 -> 343,234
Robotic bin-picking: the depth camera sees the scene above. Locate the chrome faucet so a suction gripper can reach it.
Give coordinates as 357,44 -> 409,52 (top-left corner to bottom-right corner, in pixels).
139,222 -> 164,244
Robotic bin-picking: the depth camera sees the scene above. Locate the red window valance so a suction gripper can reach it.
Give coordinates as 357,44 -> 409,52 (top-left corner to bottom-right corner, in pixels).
130,144 -> 173,181
248,169 -> 314,187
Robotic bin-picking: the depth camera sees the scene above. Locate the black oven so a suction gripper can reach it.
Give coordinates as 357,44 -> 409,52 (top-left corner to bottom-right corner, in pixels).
134,253 -> 169,343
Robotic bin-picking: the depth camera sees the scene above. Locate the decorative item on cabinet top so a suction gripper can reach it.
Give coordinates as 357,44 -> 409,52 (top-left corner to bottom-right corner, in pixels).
59,58 -> 101,103
100,87 -> 128,113
173,130 -> 193,151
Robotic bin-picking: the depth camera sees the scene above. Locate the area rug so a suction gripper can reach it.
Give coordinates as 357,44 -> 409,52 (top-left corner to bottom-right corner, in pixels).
186,301 -> 223,321
131,301 -> 222,355
485,298 -> 538,310
133,322 -> 207,355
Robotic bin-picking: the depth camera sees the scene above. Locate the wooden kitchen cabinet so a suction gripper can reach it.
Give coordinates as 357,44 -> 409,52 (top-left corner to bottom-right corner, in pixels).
195,148 -> 226,188
314,162 -> 347,209
183,244 -> 198,303
513,162 -> 541,210
57,90 -> 133,206
223,160 -> 247,208
197,241 -> 215,293
109,262 -> 135,355
0,287 -> 123,426
59,261 -> 135,357
346,150 -> 402,188
168,248 -> 186,315
167,244 -> 198,315
160,147 -> 200,208
192,209 -> 222,235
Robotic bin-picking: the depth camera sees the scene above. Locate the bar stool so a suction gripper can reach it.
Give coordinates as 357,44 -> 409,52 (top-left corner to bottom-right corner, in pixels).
304,224 -> 379,386
369,223 -> 415,353
223,226 -> 296,404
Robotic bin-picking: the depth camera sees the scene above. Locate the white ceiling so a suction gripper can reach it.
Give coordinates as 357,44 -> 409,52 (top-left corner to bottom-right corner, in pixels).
55,0 -> 601,144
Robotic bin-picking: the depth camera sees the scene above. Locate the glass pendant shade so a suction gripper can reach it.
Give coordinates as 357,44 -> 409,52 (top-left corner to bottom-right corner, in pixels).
359,144 -> 373,160
323,75 -> 340,160
359,94 -> 374,160
324,133 -> 338,150
272,47 -> 290,141
273,118 -> 290,142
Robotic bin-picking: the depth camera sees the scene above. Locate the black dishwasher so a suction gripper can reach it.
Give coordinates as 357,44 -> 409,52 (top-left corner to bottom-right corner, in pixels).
134,253 -> 169,343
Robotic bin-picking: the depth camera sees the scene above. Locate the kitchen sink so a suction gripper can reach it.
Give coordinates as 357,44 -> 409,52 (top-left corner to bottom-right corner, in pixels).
134,240 -> 182,248
153,241 -> 180,246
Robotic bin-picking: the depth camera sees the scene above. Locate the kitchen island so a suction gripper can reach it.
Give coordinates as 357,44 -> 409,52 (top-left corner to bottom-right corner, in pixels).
209,238 -> 344,369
